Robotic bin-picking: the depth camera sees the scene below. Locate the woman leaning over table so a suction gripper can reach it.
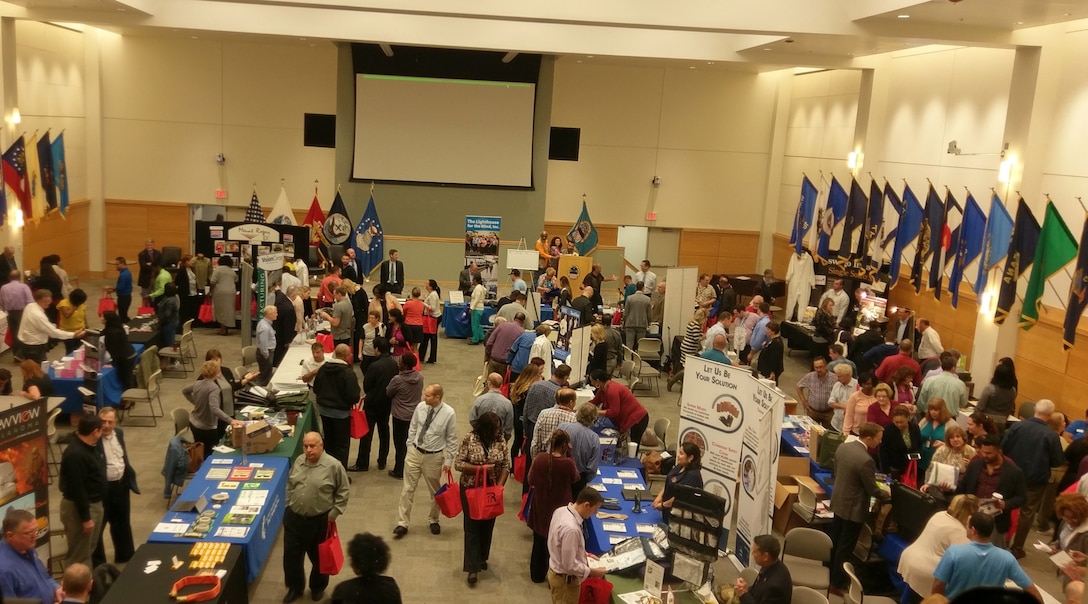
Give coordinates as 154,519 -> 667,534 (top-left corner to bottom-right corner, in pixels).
455,411 -> 509,587
918,398 -> 956,475
182,360 -> 236,454
897,494 -> 979,602
842,372 -> 878,436
526,429 -> 580,584
1049,493 -> 1088,604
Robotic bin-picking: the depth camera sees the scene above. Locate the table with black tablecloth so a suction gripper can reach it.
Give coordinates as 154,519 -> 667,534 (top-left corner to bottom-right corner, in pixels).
147,455 -> 289,583
101,542 -> 247,604
585,465 -> 662,555
49,343 -> 145,414
780,321 -> 814,357
126,316 -> 161,348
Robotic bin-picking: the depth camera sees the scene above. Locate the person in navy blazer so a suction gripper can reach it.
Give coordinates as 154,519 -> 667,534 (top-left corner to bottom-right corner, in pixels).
379,250 -> 405,295
93,407 -> 140,567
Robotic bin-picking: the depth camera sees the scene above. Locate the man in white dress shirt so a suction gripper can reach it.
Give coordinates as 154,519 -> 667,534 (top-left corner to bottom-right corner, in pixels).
634,260 -> 657,293
547,487 -> 606,603
20,289 -> 85,362
818,278 -> 850,323
393,384 -> 458,539
915,318 -> 944,360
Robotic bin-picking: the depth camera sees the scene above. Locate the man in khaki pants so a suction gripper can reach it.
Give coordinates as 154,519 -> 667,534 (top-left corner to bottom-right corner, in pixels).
392,384 -> 458,539
547,487 -> 606,603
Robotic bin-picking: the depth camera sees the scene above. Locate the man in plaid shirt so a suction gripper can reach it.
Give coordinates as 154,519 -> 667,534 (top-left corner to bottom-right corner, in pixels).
531,388 -> 578,457
797,356 -> 835,428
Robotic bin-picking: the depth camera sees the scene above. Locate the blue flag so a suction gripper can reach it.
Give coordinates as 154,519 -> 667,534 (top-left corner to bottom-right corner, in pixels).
567,201 -> 599,256
975,193 -> 1013,296
1064,215 -> 1088,349
889,184 -> 923,284
864,177 -> 884,267
816,177 -> 848,261
912,185 -> 943,293
51,133 -> 67,217
790,176 -> 818,254
838,177 -> 868,261
949,194 -> 986,307
323,191 -> 353,249
352,196 -> 384,278
36,133 -> 57,212
995,198 -> 1041,325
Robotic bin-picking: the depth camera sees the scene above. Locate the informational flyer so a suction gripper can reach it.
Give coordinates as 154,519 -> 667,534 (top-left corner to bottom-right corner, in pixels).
678,357 -> 784,566
465,216 -> 501,291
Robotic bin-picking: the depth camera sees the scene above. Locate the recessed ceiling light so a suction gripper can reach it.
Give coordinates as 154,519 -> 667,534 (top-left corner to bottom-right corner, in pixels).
1014,21 -> 1024,25
576,60 -> 583,63
586,55 -> 594,59
191,35 -> 198,39
763,47 -> 772,51
707,61 -> 715,65
897,14 -> 910,19
689,66 -> 696,69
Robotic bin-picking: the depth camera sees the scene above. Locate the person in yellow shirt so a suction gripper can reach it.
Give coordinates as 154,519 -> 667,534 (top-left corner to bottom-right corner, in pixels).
57,288 -> 88,354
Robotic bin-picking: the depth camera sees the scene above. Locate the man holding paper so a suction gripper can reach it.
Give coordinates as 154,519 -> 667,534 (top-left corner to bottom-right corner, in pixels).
546,487 -> 606,603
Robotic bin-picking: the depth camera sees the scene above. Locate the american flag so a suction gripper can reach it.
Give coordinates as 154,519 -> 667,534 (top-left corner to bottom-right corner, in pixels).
245,191 -> 266,223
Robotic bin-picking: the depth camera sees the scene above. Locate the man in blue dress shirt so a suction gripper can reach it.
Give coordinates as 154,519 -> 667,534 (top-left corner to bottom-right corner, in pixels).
0,509 -> 63,604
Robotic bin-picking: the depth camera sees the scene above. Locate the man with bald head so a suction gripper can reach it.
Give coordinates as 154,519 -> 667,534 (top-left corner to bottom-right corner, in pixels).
571,286 -> 596,325
582,263 -> 616,311
700,333 -> 732,365
283,432 -> 350,603
469,373 -> 514,441
312,344 -> 361,470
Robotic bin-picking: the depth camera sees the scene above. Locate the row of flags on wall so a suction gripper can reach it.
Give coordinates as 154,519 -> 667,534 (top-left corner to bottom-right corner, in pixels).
243,182 -> 385,279
790,174 -> 1088,349
1,132 -> 69,224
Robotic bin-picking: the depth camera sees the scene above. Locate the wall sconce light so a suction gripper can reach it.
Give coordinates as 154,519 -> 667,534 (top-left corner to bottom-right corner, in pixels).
998,155 -> 1014,183
7,108 -> 20,125
13,208 -> 23,229
847,150 -> 862,170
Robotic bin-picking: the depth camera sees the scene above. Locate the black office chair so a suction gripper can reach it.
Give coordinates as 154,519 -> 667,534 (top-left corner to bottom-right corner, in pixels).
328,244 -> 345,269
308,245 -> 326,277
161,246 -> 182,269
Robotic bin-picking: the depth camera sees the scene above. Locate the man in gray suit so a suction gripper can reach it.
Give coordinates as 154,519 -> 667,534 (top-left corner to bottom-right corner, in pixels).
622,282 -> 653,351
828,422 -> 888,595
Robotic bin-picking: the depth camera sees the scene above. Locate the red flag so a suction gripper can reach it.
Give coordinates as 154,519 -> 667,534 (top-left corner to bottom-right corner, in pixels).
2,137 -> 30,219
303,189 -> 327,265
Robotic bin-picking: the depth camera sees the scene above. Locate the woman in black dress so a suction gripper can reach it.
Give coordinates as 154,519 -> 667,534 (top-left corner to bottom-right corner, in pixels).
19,359 -> 55,400
102,311 -> 137,390
330,533 -> 402,604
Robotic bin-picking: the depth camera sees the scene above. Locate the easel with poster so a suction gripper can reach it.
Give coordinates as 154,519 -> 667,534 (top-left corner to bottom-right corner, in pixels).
506,240 -> 541,326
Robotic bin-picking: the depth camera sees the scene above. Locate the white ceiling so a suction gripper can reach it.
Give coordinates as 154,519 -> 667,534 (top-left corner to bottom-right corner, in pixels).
0,0 -> 1085,67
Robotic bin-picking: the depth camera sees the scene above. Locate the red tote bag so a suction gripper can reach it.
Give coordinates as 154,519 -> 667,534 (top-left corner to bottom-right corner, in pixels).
317,522 -> 344,575
513,453 -> 526,483
465,465 -> 505,521
579,577 -> 614,604
350,402 -> 369,439
97,295 -> 117,318
434,468 -> 462,518
198,299 -> 214,323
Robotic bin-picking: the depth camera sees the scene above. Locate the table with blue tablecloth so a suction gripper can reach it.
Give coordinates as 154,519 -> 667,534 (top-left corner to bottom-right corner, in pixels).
49,343 -> 145,414
780,418 -> 835,496
585,465 -> 662,555
441,303 -> 555,338
147,455 -> 289,583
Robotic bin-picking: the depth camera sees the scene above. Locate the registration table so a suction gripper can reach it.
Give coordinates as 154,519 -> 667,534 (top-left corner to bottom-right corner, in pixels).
442,302 -> 555,338
101,542 -> 247,604
148,455 -> 289,583
585,465 -> 662,555
49,343 -> 145,414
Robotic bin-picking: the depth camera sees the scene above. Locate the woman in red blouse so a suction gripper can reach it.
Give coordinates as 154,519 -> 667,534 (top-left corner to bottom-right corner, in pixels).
589,368 -> 649,455
866,382 -> 899,427
401,287 -> 425,357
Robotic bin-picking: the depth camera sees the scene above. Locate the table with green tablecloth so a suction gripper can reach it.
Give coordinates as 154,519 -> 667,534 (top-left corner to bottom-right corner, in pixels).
606,575 -> 704,603
209,399 -> 316,463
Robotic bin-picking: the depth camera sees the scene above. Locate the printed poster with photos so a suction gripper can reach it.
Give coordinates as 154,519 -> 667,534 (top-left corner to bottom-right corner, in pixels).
465,216 -> 501,292
678,358 -> 784,566
0,398 -> 51,552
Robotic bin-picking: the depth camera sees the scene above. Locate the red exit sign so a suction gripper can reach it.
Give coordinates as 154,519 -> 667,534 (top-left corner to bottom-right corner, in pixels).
646,212 -> 657,221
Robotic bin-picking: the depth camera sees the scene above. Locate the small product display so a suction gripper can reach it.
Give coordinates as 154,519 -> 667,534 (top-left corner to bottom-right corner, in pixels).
189,541 -> 230,569
182,511 -> 218,539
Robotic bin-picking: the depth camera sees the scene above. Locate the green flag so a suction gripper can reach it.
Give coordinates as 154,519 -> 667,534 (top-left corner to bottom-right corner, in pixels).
1020,201 -> 1078,329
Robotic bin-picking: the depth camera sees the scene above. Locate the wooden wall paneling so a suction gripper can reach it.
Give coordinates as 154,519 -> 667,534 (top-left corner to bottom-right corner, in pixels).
771,234 -> 791,279
1060,375 -> 1088,419
105,200 -> 192,266
24,200 -> 90,276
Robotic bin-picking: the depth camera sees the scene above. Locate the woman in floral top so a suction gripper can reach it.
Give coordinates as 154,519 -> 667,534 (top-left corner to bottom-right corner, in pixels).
455,411 -> 510,587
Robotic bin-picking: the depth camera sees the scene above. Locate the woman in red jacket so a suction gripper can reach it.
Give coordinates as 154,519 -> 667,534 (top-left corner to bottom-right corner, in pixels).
589,368 -> 649,455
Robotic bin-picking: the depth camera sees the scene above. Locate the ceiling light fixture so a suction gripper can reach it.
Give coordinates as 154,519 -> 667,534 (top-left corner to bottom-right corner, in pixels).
501,52 -> 518,63
379,43 -> 394,57
898,14 -> 910,19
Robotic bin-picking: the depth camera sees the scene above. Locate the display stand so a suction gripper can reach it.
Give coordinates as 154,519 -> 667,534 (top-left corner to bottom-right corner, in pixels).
0,398 -> 52,560
663,266 -> 699,349
565,325 -> 591,382
506,242 -> 541,326
240,262 -> 254,347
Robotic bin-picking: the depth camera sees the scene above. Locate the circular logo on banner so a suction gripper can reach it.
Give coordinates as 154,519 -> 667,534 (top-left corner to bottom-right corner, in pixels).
680,428 -> 707,455
711,394 -> 744,433
324,214 -> 352,245
741,456 -> 757,496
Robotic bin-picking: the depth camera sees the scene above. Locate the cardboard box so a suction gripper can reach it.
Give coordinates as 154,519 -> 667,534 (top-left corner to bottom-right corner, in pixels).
777,455 -> 811,478
772,478 -> 800,534
230,420 -> 283,454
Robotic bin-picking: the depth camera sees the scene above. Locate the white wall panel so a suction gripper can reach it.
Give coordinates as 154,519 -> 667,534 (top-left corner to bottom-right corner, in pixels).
222,41 -> 336,129
658,69 -> 775,154
550,62 -> 663,149
100,36 -> 223,124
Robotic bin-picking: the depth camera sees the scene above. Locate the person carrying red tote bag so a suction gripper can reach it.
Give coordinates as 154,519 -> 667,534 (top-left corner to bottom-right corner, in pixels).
317,522 -> 344,575
434,468 -> 462,518
350,401 -> 369,439
466,465 -> 504,520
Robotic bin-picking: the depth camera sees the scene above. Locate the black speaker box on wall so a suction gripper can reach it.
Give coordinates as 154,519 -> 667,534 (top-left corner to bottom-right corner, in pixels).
549,127 -> 580,161
304,113 -> 337,148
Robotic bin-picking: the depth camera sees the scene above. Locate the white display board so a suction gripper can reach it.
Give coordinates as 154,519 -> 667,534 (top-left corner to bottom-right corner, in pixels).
663,267 -> 699,348
506,249 -> 539,271
677,357 -> 784,566
565,325 -> 592,384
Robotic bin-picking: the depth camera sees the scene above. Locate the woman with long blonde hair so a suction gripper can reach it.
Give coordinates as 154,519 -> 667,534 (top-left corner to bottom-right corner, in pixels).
898,494 -> 980,600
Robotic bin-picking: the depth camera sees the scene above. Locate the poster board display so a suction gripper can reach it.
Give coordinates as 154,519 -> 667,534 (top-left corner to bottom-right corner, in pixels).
565,325 -> 591,383
556,305 -> 582,352
559,255 -> 592,293
465,216 -> 501,293
663,267 -> 698,347
677,357 -> 784,566
195,221 -> 310,276
0,398 -> 51,558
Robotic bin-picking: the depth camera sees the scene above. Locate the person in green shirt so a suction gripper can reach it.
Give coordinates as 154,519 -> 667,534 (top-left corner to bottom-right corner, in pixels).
148,263 -> 172,308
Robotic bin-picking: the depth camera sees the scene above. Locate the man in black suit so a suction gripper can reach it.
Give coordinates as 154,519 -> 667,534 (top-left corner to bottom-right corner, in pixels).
380,249 -> 404,295
274,285 -> 298,366
340,248 -> 360,282
136,239 -> 163,302
0,246 -> 17,285
92,407 -> 139,567
734,534 -> 792,604
829,422 -> 888,596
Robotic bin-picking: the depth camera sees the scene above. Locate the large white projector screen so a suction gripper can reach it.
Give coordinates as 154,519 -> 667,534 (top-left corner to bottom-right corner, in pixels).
352,74 -> 535,187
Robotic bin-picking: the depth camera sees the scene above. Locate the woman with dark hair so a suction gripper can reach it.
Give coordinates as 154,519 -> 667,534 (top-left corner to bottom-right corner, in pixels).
209,256 -> 237,335
402,287 -> 425,358
419,279 -> 442,364
652,441 -> 704,522
891,365 -> 916,408
590,368 -> 649,455
175,254 -> 200,331
103,311 -> 137,390
157,283 -> 180,349
386,308 -> 410,359
879,405 -> 923,479
998,356 -> 1019,390
57,288 -> 88,354
454,411 -> 510,586
526,428 -> 580,583
369,284 -> 389,327
548,236 -> 563,271
978,363 -> 1018,432
330,533 -> 402,604
811,297 -> 836,358
182,361 -> 233,454
0,368 -> 14,396
966,411 -> 997,448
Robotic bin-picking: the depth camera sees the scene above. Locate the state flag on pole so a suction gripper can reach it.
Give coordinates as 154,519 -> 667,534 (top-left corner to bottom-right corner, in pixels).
994,198 -> 1041,325
864,177 -> 884,269
837,177 -> 868,262
930,189 -> 960,299
911,184 -> 942,293
1063,216 -> 1088,348
268,184 -> 296,225
2,137 -> 30,220
353,195 -> 384,279
889,183 -> 923,285
882,181 -> 904,247
790,175 -> 818,254
36,133 -> 56,212
975,193 -> 1013,296
51,133 -> 68,217
568,201 -> 599,256
323,191 -> 353,250
244,190 -> 266,224
949,194 -> 986,308
24,133 -> 48,221
816,177 -> 848,261
1020,201 -> 1077,329
303,188 -> 327,265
